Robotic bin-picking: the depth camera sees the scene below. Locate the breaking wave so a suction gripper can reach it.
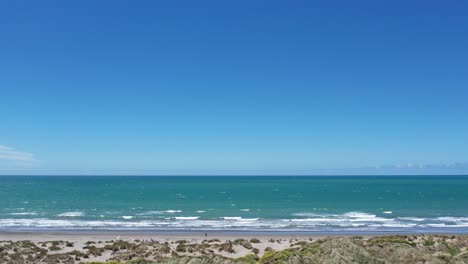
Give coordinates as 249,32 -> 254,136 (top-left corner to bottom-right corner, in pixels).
57,212 -> 85,217
1,212 -> 468,233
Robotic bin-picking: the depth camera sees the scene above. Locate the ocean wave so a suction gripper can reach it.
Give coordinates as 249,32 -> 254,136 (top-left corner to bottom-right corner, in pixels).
2,211 -> 468,232
137,211 -> 164,216
344,212 -> 372,217
436,217 -> 468,222
175,217 -> 199,220
343,212 -> 393,222
9,212 -> 38,216
0,216 -> 467,232
292,212 -> 389,223
57,212 -> 85,217
136,210 -> 183,216
292,212 -> 333,217
222,217 -> 243,220
165,210 -> 182,214
240,218 -> 259,221
398,217 -> 426,222
221,217 -> 259,221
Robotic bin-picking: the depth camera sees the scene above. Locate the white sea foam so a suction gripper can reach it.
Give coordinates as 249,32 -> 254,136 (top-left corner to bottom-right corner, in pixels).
240,209 -> 250,212
285,212 -> 468,230
222,217 -> 243,220
9,212 -> 37,216
165,210 -> 182,214
236,218 -> 259,222
436,217 -> 468,222
383,211 -> 392,214
196,211 -> 206,213
122,216 -> 134,219
175,217 -> 199,220
289,212 -> 395,225
398,217 -> 426,222
292,212 -> 335,218
2,210 -> 468,232
137,211 -> 165,216
0,216 -> 462,232
344,212 -> 376,218
345,212 -> 390,222
138,210 -> 182,215
58,212 -> 84,217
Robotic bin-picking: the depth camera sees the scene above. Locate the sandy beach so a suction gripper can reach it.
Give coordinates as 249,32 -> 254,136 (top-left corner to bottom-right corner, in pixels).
0,231 -> 339,261
1,232 -> 468,263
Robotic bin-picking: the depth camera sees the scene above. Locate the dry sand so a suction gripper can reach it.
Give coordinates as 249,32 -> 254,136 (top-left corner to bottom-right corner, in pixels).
0,231 -> 365,262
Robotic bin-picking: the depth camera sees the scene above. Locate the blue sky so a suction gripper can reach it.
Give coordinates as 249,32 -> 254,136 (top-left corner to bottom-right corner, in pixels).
1,1 -> 467,175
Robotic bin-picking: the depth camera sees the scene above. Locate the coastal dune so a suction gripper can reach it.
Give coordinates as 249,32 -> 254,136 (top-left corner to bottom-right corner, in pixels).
1,233 -> 468,263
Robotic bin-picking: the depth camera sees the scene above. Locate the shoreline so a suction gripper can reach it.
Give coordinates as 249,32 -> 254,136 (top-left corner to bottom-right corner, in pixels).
0,230 -> 378,241
2,229 -> 468,235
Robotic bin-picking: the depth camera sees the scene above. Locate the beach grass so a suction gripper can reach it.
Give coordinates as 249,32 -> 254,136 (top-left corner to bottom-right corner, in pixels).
1,234 -> 468,263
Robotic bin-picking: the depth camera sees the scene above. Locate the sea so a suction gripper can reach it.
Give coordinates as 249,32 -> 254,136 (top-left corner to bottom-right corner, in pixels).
1,176 -> 468,234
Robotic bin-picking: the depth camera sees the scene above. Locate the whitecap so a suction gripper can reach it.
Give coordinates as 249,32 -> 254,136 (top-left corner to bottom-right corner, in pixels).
122,216 -> 134,219
58,212 -> 84,217
398,217 -> 425,222
165,210 -> 182,214
137,211 -> 164,216
383,211 -> 392,214
436,217 -> 468,222
240,209 -> 250,212
196,211 -> 206,213
344,212 -> 390,222
9,212 -> 37,216
222,217 -> 243,220
292,212 -> 335,217
288,218 -> 344,223
175,217 -> 199,220
344,212 -> 376,218
238,218 -> 259,221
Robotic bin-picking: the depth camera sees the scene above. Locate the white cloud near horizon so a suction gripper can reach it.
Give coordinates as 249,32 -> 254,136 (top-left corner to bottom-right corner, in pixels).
0,145 -> 37,163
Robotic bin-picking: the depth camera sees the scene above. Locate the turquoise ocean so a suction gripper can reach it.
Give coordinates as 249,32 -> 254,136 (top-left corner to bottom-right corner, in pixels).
1,176 -> 468,234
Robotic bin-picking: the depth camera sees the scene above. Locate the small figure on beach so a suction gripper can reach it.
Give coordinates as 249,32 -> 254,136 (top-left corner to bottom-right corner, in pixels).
205,232 -> 207,237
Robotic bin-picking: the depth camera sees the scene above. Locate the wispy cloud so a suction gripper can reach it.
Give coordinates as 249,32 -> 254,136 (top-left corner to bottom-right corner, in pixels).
0,145 -> 37,163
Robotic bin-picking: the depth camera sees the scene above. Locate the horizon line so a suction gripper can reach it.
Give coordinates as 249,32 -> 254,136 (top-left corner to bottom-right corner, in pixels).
1,174 -> 468,177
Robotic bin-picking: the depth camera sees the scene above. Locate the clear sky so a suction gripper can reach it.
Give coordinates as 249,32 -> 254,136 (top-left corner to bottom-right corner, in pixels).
1,0 -> 467,175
